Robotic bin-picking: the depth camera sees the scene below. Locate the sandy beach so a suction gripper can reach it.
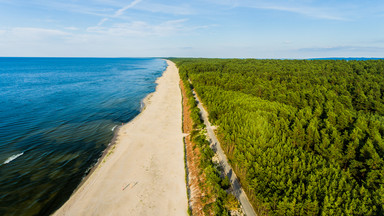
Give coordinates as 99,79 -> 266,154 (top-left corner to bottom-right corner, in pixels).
54,60 -> 188,216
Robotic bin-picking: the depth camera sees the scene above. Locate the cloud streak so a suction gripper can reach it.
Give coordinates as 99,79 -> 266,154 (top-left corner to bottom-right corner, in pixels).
8,27 -> 70,38
252,4 -> 346,21
114,0 -> 142,17
134,2 -> 194,15
97,0 -> 142,26
209,0 -> 348,20
89,19 -> 193,37
298,46 -> 384,52
0,27 -> 71,46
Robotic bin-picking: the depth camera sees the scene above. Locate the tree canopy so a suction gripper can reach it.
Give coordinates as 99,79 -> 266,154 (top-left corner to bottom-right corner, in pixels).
172,58 -> 384,215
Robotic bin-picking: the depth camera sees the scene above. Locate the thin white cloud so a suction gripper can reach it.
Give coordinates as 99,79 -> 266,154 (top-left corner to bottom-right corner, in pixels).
299,46 -> 384,52
88,19 -> 190,37
64,27 -> 79,31
114,0 -> 142,17
31,1 -> 113,17
98,18 -> 109,26
134,2 -> 194,15
0,27 -> 71,42
96,0 -> 142,26
209,0 -> 348,20
12,27 -> 70,37
254,4 -> 347,21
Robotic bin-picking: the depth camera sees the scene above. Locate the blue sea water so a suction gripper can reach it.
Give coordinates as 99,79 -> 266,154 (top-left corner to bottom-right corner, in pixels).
0,57 -> 166,215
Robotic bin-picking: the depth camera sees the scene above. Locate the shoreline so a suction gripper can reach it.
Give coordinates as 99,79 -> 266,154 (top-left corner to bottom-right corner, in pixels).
54,60 -> 188,215
69,67 -> 163,196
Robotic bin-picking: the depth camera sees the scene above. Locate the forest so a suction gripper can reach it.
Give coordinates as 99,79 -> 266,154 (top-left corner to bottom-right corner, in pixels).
172,58 -> 384,215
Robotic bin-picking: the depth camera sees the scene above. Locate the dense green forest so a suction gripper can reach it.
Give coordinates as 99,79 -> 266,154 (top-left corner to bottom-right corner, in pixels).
172,58 -> 384,215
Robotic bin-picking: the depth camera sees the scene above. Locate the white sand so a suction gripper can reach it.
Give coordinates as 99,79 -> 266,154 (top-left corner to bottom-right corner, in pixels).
54,60 -> 188,216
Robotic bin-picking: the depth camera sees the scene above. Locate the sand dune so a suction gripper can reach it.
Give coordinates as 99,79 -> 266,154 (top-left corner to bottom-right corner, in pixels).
54,60 -> 188,216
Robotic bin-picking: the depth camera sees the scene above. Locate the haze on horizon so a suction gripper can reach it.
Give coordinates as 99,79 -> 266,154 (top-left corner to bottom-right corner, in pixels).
0,0 -> 383,58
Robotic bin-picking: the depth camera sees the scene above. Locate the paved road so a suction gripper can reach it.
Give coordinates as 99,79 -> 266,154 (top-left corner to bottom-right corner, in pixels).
192,90 -> 257,216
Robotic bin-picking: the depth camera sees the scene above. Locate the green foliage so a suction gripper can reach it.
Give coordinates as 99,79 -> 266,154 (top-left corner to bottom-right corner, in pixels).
173,58 -> 384,215
179,64 -> 239,215
221,176 -> 231,190
224,193 -> 239,210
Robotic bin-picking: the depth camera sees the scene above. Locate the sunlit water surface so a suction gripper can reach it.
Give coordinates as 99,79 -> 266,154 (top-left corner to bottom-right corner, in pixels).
0,57 -> 166,215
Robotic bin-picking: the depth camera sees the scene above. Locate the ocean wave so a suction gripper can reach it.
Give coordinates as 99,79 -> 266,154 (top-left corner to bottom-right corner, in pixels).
2,152 -> 24,165
111,125 -> 117,131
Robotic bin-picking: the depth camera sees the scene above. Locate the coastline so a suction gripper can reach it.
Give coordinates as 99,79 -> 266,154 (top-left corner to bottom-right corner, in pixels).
67,63 -> 163,196
53,60 -> 188,215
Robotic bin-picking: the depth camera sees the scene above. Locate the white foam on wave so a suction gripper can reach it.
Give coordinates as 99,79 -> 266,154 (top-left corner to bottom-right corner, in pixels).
111,125 -> 117,132
2,152 -> 24,165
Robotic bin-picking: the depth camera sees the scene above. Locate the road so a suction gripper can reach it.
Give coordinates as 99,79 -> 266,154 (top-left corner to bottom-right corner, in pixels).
192,90 -> 257,216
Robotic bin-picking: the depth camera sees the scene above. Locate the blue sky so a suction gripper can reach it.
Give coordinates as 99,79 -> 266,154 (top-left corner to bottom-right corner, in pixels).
0,0 -> 383,58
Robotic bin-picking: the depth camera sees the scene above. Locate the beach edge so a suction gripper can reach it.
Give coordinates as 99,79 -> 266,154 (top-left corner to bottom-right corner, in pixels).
52,59 -> 176,215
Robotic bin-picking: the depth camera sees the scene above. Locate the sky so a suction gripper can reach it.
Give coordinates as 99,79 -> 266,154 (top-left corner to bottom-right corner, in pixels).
0,0 -> 383,58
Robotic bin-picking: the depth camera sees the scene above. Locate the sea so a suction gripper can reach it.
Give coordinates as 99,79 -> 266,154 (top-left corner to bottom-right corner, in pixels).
0,57 -> 167,215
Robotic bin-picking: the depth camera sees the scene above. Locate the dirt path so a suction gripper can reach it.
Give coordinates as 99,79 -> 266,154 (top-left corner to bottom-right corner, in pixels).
192,89 -> 257,216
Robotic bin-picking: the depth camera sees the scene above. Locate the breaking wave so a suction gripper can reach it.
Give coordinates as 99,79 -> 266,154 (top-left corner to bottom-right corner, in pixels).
2,152 -> 24,165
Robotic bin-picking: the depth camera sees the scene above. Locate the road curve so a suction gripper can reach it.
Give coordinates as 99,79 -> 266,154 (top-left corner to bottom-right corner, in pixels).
192,89 -> 257,216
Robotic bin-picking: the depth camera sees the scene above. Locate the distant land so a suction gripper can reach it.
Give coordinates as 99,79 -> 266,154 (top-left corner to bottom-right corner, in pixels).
309,57 -> 384,60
